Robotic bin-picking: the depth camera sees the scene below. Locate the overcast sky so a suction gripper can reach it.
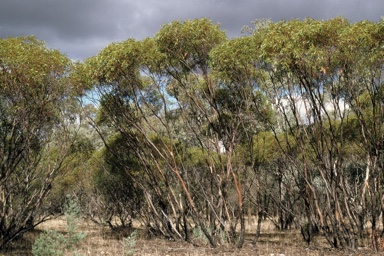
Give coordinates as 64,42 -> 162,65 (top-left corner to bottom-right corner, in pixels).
1,0 -> 383,60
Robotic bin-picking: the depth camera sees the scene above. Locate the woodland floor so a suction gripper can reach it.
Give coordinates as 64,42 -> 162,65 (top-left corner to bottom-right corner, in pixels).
1,217 -> 382,255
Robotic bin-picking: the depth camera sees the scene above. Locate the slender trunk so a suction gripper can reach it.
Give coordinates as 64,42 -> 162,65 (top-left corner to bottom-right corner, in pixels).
247,200 -> 252,228
183,210 -> 189,242
253,209 -> 263,243
171,152 -> 217,247
237,210 -> 245,248
0,185 -> 5,246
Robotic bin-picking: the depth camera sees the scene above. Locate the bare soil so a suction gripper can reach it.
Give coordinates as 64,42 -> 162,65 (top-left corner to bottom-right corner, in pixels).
1,218 -> 381,255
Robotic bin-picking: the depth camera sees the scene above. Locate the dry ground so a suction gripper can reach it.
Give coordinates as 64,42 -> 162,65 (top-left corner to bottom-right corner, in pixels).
1,218 -> 382,255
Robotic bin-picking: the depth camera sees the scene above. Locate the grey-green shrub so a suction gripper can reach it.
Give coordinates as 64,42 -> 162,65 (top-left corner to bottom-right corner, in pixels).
122,230 -> 137,256
32,199 -> 86,256
32,230 -> 66,256
64,199 -> 86,250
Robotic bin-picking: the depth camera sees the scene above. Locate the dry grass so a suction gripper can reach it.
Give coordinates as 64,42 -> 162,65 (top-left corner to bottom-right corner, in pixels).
0,218 -> 381,256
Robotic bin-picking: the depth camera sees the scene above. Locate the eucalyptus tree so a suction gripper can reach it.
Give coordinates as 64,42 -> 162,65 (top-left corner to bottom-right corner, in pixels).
79,17 -> 384,250
81,38 -> 180,239
254,18 -> 384,249
0,36 -> 79,248
154,18 -> 250,246
81,18 -> 274,248
88,134 -> 143,228
209,36 -> 274,244
155,18 -> 274,247
81,31 -> 222,244
336,20 -> 384,250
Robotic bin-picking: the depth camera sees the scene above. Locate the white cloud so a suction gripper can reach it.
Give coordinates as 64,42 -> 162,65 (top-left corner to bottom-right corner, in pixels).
276,95 -> 350,125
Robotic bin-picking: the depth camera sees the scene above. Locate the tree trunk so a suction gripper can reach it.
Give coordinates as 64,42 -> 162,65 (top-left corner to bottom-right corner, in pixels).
253,210 -> 263,243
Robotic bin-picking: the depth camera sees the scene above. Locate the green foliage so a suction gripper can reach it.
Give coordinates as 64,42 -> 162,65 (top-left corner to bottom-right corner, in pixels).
192,227 -> 209,245
0,36 -> 79,248
0,36 -> 71,91
90,133 -> 144,227
32,200 -> 86,256
121,231 -> 137,256
155,18 -> 226,74
32,230 -> 67,256
140,37 -> 164,73
210,36 -> 259,82
73,17 -> 384,250
64,199 -> 87,250
86,38 -> 142,84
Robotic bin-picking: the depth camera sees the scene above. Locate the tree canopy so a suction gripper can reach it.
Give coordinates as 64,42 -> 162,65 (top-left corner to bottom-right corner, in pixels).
1,17 -> 384,251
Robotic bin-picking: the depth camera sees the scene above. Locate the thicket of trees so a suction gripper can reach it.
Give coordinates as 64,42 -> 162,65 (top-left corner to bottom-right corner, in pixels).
0,17 -> 383,250
0,36 -> 85,247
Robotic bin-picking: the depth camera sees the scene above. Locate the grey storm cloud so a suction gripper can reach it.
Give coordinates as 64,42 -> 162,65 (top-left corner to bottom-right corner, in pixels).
1,0 -> 383,60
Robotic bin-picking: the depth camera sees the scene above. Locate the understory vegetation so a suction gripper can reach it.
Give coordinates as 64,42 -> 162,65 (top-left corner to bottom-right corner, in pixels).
0,17 -> 384,254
